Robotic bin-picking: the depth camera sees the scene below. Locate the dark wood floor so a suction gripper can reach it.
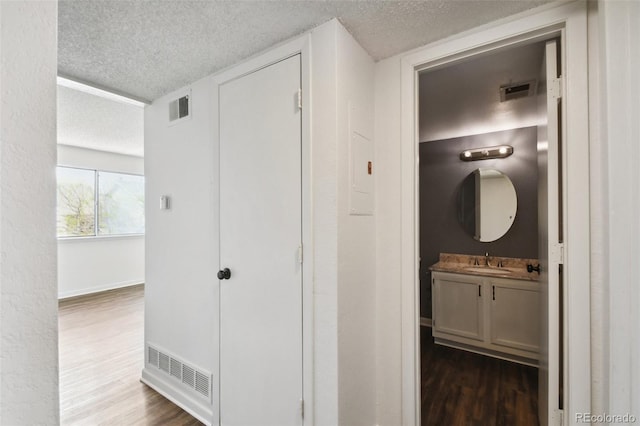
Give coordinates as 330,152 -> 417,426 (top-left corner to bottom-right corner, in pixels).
59,285 -> 202,425
60,286 -> 537,425
421,327 -> 539,426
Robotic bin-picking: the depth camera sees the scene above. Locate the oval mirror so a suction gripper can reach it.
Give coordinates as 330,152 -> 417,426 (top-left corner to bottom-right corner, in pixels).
457,168 -> 517,242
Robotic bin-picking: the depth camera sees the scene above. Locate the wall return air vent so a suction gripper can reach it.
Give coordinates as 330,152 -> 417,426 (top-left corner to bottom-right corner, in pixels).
168,92 -> 190,123
147,344 -> 211,401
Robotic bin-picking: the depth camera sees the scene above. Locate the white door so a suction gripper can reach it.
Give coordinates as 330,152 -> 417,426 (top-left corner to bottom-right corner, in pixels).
538,39 -> 562,426
219,54 -> 302,426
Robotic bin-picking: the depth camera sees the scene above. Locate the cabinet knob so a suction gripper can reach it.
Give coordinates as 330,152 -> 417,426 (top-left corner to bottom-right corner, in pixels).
526,263 -> 541,274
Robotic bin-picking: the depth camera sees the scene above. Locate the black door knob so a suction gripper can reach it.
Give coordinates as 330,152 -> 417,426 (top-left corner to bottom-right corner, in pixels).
217,268 -> 231,280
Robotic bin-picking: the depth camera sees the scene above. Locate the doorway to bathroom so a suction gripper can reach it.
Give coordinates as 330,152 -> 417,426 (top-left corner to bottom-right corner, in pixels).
417,36 -> 560,425
398,5 -> 591,425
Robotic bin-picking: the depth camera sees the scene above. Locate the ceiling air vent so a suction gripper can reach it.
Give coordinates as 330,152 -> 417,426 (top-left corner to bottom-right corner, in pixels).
169,92 -> 190,123
499,80 -> 537,102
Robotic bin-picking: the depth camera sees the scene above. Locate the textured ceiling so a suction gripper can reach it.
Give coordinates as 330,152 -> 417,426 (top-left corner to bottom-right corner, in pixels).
59,0 -> 552,102
57,85 -> 144,156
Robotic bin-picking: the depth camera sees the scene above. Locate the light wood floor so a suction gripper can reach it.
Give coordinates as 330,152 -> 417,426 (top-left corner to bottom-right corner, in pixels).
421,326 -> 539,426
59,285 -> 202,425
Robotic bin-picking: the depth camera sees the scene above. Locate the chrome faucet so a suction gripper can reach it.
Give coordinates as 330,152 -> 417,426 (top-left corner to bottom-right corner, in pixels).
485,252 -> 491,267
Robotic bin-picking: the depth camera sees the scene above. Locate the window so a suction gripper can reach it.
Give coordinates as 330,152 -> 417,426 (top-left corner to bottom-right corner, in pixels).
56,167 -> 96,237
56,166 -> 144,238
98,171 -> 145,235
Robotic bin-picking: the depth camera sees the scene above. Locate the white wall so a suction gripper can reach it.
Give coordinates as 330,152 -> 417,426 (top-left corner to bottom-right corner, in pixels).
374,53 -> 404,426
309,21 -> 340,426
144,19 -> 377,426
144,73 -> 218,422
0,1 -> 59,424
335,24 -> 377,426
57,145 -> 145,298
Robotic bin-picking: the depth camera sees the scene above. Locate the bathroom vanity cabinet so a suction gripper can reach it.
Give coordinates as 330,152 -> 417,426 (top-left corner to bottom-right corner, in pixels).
431,270 -> 540,365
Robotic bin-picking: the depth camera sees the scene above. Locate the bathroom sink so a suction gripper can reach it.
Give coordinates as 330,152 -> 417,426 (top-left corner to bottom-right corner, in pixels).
464,266 -> 512,275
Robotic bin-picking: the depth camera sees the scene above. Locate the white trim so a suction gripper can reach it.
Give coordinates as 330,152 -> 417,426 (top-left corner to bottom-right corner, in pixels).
57,75 -> 149,107
595,0 -> 640,418
559,5 -> 591,423
210,34 -> 314,426
141,368 -> 213,425
400,2 -> 590,425
300,35 -> 313,426
57,234 -> 145,243
58,280 -> 143,300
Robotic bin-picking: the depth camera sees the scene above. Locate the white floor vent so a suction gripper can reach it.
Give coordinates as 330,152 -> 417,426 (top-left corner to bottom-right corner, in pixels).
147,344 -> 211,401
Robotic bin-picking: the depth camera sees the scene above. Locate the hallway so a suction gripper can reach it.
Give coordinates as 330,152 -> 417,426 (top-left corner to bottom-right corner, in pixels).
58,285 -> 201,425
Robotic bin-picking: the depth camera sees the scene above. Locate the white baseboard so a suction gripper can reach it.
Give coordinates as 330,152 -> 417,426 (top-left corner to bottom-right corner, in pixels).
141,368 -> 214,425
420,317 -> 432,327
58,280 -> 144,300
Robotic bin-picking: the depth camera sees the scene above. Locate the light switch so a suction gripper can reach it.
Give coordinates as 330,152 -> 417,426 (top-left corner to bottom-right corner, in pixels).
160,195 -> 170,210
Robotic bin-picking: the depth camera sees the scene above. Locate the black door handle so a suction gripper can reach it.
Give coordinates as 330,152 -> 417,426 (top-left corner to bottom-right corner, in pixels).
217,268 -> 231,280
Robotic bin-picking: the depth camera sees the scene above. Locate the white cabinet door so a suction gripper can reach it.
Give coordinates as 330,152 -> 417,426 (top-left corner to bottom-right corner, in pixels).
219,54 -> 302,426
432,271 -> 540,364
432,274 -> 483,341
490,281 -> 541,353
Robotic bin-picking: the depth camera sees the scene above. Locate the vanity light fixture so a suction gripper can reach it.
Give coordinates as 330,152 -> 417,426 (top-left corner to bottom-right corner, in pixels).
459,145 -> 514,161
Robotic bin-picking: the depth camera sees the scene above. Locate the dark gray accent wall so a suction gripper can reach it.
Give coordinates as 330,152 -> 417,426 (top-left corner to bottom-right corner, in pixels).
419,127 -> 538,318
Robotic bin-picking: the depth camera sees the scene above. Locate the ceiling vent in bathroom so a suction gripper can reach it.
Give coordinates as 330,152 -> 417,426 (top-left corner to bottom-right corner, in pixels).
499,80 -> 537,102
168,91 -> 191,124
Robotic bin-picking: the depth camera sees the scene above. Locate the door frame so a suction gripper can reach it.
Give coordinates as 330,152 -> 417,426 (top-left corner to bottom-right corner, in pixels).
210,35 -> 313,425
399,2 -> 590,425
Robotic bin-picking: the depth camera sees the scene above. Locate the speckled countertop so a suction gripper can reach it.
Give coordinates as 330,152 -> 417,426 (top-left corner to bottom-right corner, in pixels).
429,253 -> 540,281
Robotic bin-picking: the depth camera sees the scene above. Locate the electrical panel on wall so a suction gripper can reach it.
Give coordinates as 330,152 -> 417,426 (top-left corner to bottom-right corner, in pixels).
349,102 -> 374,215
168,89 -> 191,125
